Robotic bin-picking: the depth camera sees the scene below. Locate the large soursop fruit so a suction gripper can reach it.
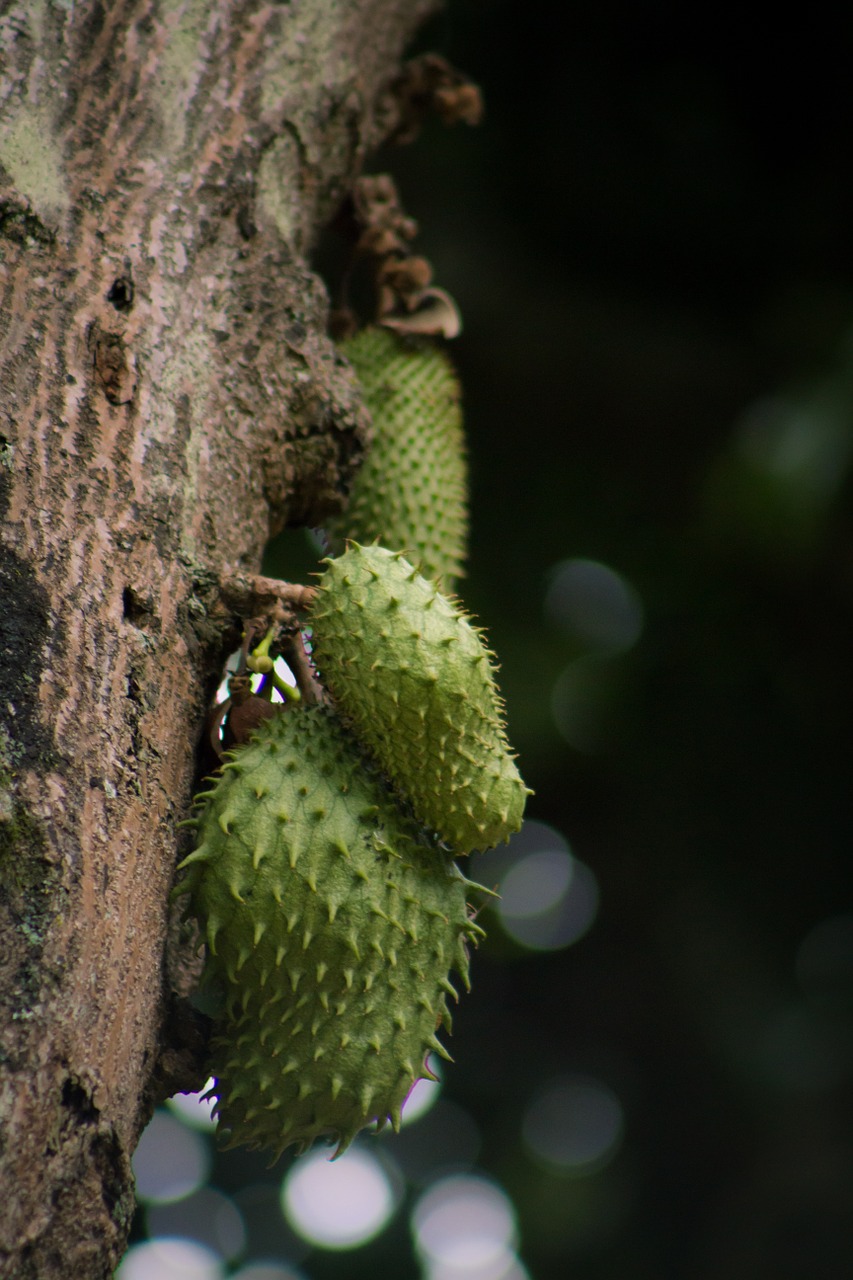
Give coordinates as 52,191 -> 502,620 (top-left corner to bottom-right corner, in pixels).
309,543 -> 529,854
325,327 -> 468,590
176,704 -> 481,1159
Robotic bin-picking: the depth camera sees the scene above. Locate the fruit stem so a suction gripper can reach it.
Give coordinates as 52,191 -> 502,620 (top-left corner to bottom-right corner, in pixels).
280,632 -> 325,707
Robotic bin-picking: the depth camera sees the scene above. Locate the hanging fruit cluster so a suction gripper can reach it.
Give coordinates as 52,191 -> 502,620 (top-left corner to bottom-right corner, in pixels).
175,316 -> 528,1160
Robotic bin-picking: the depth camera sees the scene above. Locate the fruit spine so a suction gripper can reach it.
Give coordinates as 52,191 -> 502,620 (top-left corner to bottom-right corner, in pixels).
176,705 -> 482,1158
309,543 -> 529,854
325,326 -> 468,591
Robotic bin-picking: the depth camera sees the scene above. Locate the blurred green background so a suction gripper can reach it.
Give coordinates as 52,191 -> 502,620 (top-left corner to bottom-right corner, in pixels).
125,4 -> 853,1278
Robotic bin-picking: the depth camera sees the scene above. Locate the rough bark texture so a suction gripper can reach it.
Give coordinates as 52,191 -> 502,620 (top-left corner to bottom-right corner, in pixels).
0,1 -> 436,1275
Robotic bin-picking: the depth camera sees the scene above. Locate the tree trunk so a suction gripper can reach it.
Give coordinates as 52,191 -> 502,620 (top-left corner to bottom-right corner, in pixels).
0,2 -> 436,1274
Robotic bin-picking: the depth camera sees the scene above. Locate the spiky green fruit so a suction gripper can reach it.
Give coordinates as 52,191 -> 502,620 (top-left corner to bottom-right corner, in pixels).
309,543 -> 529,854
326,327 -> 468,590
176,705 -> 481,1159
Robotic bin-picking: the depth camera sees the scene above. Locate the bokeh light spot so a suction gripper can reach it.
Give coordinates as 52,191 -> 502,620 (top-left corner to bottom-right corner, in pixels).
133,1110 -> 211,1205
231,1266 -> 307,1280
166,1080 -> 218,1132
522,1076 -> 624,1174
117,1238 -> 223,1280
500,850 -> 572,918
281,1146 -> 398,1249
147,1187 -> 245,1263
412,1174 -> 517,1272
422,1255 -> 530,1280
545,558 -> 643,653
550,655 -> 623,753
498,850 -> 599,951
736,394 -> 851,497
473,820 -> 567,888
400,1057 -> 443,1126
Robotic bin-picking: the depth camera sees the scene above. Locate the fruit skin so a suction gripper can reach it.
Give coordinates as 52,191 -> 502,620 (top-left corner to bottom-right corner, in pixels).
176,704 -> 481,1159
326,327 -> 468,591
309,543 -> 529,854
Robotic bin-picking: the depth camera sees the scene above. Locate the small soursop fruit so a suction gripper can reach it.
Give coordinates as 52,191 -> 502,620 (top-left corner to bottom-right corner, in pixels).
309,543 -> 529,854
326,326 -> 468,590
176,704 -> 482,1159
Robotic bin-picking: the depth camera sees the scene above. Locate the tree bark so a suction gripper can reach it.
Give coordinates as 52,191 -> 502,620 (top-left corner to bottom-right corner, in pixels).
0,2 -> 436,1274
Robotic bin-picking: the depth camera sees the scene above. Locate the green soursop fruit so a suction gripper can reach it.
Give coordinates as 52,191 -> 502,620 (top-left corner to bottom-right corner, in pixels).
309,543 -> 529,854
325,326 -> 468,590
176,704 -> 481,1159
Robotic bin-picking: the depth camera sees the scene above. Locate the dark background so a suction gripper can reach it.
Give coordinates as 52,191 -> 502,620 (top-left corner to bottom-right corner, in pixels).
363,3 -> 853,1274
136,4 -> 853,1277
353,6 -> 853,1274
